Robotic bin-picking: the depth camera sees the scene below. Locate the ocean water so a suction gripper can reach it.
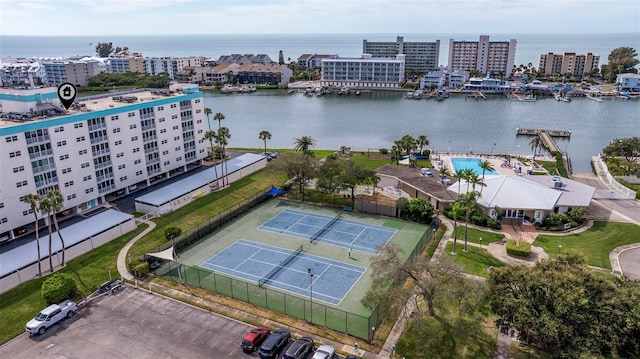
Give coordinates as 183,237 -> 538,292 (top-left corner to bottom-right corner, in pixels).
1,33 -> 638,67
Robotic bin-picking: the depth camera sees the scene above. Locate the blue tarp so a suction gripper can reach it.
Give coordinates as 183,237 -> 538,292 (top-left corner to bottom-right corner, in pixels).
266,185 -> 286,196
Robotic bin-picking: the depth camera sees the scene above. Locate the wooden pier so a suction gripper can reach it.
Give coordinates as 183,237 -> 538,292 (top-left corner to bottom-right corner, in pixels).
516,128 -> 571,153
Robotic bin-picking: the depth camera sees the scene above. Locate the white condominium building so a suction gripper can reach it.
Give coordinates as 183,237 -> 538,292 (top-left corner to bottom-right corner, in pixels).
363,36 -> 440,74
448,35 -> 516,77
144,57 -> 204,79
0,84 -> 208,241
538,52 -> 600,76
320,54 -> 406,88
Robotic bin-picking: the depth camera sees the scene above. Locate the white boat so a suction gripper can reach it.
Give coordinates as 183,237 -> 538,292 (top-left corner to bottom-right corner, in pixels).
586,92 -> 603,103
338,87 -> 350,95
511,93 -> 536,102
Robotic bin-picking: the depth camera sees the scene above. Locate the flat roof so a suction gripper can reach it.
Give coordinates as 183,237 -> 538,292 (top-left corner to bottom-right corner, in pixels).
0,209 -> 133,278
135,153 -> 265,207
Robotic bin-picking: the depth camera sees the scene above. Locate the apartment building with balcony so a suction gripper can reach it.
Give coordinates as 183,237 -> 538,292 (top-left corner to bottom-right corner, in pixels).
0,84 -> 208,241
362,36 -> 439,74
42,58 -> 107,86
107,57 -> 146,73
538,52 -> 600,76
448,35 -> 516,77
320,54 -> 406,88
0,59 -> 48,87
144,57 -> 204,80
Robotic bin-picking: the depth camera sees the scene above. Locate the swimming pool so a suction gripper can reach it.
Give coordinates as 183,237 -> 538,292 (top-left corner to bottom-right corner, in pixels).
450,158 -> 498,175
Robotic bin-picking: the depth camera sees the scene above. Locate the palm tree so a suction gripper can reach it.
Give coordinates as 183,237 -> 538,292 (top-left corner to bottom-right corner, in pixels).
203,130 -> 220,188
529,136 -> 542,162
463,168 -> 474,192
449,201 -> 465,254
478,160 -> 495,195
416,135 -> 429,155
204,107 -> 212,131
45,189 -> 67,267
454,169 -> 467,196
22,193 -> 43,276
294,135 -> 316,155
258,130 -> 272,155
214,112 -> 225,130
459,191 -> 479,252
217,127 -> 231,186
39,195 -> 54,272
439,167 -> 450,183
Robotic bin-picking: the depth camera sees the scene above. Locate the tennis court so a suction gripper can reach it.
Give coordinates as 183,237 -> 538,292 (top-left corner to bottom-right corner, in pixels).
258,209 -> 396,254
200,239 -> 366,305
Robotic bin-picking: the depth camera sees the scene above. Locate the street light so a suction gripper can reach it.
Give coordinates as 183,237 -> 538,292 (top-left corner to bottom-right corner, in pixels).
307,268 -> 314,324
559,244 -> 562,254
480,237 -> 483,248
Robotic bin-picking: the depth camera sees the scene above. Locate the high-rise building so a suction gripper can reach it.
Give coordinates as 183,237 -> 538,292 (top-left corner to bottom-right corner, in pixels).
0,84 -> 208,241
448,35 -> 516,77
538,52 -> 600,76
43,59 -> 107,86
363,36 -> 440,74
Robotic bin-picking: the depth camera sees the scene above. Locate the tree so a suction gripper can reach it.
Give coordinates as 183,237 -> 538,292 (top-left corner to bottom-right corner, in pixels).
45,190 -> 67,267
416,135 -> 429,155
41,272 -> 77,305
448,202 -> 465,254
39,194 -> 55,272
339,159 -> 377,201
439,166 -> 450,183
203,130 -> 220,188
529,136 -> 542,162
272,152 -> 318,200
459,191 -> 479,251
600,47 -> 639,82
95,42 -> 114,57
258,130 -> 272,155
489,251 -> 640,358
22,193 -> 43,277
362,244 -> 472,318
165,226 -> 182,240
213,112 -> 225,130
294,135 -> 316,155
217,127 -> 231,186
477,160 -> 494,194
204,107 -> 212,130
602,137 -> 640,175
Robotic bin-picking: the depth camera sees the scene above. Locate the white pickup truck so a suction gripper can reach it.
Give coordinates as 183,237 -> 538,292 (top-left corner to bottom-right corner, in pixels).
26,300 -> 77,335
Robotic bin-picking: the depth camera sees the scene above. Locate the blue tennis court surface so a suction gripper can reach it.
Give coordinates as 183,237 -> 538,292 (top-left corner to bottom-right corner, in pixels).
258,209 -> 396,254
200,239 -> 366,305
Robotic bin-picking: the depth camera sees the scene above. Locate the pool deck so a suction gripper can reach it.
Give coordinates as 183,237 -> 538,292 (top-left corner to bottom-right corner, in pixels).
433,152 -> 556,176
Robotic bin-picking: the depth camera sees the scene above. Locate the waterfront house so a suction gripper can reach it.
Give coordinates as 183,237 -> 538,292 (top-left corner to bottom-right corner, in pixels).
616,73 -> 640,93
235,63 -> 292,85
459,76 -> 511,93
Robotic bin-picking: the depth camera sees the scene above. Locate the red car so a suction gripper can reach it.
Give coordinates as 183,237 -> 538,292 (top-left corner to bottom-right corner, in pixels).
241,327 -> 270,352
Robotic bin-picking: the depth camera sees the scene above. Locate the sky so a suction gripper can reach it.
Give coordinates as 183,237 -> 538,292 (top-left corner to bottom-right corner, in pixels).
0,0 -> 639,36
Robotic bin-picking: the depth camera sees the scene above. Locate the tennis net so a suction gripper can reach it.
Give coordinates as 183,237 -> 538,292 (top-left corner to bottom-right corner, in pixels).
258,244 -> 304,287
310,213 -> 342,243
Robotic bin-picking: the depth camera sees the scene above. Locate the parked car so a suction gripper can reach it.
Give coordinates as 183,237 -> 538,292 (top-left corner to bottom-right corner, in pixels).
311,344 -> 335,359
281,337 -> 314,359
26,300 -> 77,335
241,326 -> 270,352
258,328 -> 290,358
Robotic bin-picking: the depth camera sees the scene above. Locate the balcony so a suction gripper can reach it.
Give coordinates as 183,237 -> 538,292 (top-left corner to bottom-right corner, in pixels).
88,123 -> 106,131
98,184 -> 116,194
92,148 -> 111,157
96,172 -> 114,182
90,135 -> 108,145
28,149 -> 53,160
141,123 -> 156,131
32,162 -> 56,174
144,146 -> 158,154
142,134 -> 157,143
26,134 -> 51,145
94,160 -> 112,170
35,177 -> 58,188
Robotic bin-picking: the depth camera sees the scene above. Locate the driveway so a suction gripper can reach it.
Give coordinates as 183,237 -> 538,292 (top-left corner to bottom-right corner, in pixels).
0,288 -> 256,359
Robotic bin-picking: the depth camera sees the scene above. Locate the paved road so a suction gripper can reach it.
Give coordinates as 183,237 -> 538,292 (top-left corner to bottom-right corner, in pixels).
0,288 -> 256,359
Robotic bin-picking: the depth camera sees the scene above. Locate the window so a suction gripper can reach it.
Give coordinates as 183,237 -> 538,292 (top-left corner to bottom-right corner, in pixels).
76,136 -> 85,142
57,140 -> 67,146
161,140 -> 168,144
158,106 -> 164,111
160,129 -> 167,133
174,146 -> 181,151
128,112 -> 135,117
116,152 -> 124,158
74,123 -> 84,128
170,104 -> 177,108
131,136 -> 138,141
115,140 -> 122,145
195,99 -> 200,103
81,162 -> 90,168
164,161 -> 170,165
0,203 -> 3,208
174,136 -> 180,141
129,124 -> 137,129
111,115 -> 119,121
133,148 -> 140,153
85,188 -> 94,194
79,149 -> 88,155
118,164 -> 126,170
23,209 -> 34,216
83,175 -> 92,181
196,119 -> 202,123
59,154 -> 69,160
13,165 -> 25,173
171,115 -> 178,119
119,176 -> 128,181
172,125 -> 179,130
159,117 -> 165,122
176,156 -> 182,161
62,167 -> 72,174
136,170 -> 143,176
162,150 -> 169,155
64,181 -> 74,187
134,159 -> 141,164
113,128 -> 121,133
67,194 -> 76,200
54,126 -> 64,133
9,151 -> 21,157
6,135 -> 18,142
1,218 -> 7,224
197,129 -> 203,134
16,180 -> 28,187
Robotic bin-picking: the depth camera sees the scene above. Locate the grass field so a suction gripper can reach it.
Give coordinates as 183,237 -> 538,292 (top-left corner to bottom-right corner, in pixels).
445,243 -> 506,278
534,221 -> 640,269
453,225 -> 504,245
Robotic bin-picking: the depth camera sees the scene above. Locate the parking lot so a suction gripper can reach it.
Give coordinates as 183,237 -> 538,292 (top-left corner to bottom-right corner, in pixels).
0,288 -> 255,358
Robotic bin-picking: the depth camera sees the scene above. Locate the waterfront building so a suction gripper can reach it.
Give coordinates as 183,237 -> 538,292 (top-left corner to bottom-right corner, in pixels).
0,58 -> 47,87
459,76 -> 511,93
144,57 -> 204,80
362,36 -> 440,75
616,73 -> 640,93
43,58 -> 107,86
297,54 -> 336,68
0,84 -> 208,241
216,54 -> 273,65
448,35 -> 516,77
320,54 -> 405,89
175,66 -> 205,84
421,68 -> 470,90
538,52 -> 600,76
106,56 -> 145,74
202,63 -> 241,85
235,63 -> 293,85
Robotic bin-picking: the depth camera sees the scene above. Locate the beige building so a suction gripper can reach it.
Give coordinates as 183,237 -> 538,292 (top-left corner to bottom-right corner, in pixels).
43,59 -> 107,86
448,35 -> 516,77
538,52 -> 600,76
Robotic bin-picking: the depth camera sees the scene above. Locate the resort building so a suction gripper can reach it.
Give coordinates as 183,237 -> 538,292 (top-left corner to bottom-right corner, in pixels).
538,52 -> 600,76
42,58 -> 107,86
0,84 -> 208,242
235,63 -> 293,85
144,57 -> 204,80
320,54 -> 406,88
459,76 -> 512,93
615,73 -> 640,93
0,58 -> 48,87
420,68 -> 470,90
106,56 -> 146,74
216,54 -> 273,65
202,63 -> 241,85
297,54 -> 337,68
447,35 -> 516,77
362,36 -> 440,74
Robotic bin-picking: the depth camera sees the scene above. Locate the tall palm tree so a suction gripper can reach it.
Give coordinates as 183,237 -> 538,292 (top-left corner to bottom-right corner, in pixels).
459,191 -> 479,252
478,160 -> 495,195
258,130 -> 272,155
449,201 -> 465,254
217,127 -> 231,186
22,193 -> 43,276
46,189 -> 67,266
529,136 -> 542,162
294,135 -> 316,155
203,130 -> 219,188
467,173 -> 485,194
454,169 -> 467,196
439,167 -> 450,183
204,107 -> 212,131
416,135 -> 429,155
39,194 -> 54,272
463,168 -> 474,192
214,112 -> 225,130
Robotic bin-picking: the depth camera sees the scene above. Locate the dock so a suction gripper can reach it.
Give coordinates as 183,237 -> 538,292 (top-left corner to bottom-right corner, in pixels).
516,128 -> 570,153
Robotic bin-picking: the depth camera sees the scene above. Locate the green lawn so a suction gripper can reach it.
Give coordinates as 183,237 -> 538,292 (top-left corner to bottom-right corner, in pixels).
0,224 -> 148,345
534,221 -> 640,269
453,225 -> 504,245
445,243 -> 506,278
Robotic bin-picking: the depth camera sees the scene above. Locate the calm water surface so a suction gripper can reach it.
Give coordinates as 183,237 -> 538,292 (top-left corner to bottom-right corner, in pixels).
204,91 -> 639,173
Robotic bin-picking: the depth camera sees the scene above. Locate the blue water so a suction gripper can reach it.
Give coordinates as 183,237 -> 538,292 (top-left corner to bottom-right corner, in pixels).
451,158 -> 499,176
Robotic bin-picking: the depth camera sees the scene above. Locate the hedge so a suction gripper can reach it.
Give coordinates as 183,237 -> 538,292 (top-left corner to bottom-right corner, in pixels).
41,273 -> 77,304
506,239 -> 531,258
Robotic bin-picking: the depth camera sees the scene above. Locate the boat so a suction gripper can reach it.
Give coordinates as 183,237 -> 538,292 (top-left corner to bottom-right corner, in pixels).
405,91 -> 415,99
412,90 -> 423,99
511,93 -> 536,102
586,91 -> 603,103
338,87 -> 350,95
355,90 -> 361,96
554,92 -> 571,102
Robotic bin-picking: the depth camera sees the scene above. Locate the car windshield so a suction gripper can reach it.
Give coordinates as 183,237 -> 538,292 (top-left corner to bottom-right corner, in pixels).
34,313 -> 47,321
242,339 -> 252,346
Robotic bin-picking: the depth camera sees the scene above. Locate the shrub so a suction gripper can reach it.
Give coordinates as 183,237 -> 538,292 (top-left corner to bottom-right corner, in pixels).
41,273 -> 77,304
165,226 -> 182,240
379,148 -> 388,155
421,149 -> 431,157
506,239 -> 531,258
134,262 -> 150,277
